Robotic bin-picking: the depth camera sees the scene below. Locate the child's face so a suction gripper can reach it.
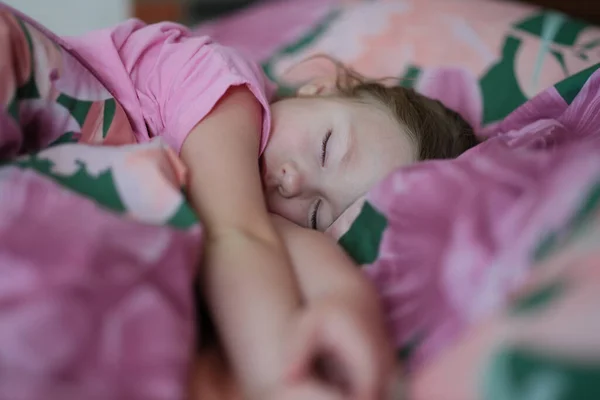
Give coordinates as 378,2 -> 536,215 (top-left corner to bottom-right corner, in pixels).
263,90 -> 416,231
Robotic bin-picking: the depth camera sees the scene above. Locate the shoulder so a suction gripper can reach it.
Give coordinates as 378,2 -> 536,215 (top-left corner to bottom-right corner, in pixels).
163,39 -> 276,153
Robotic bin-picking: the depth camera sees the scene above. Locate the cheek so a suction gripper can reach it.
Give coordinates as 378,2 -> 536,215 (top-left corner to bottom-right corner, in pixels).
351,143 -> 402,192
266,128 -> 311,164
373,132 -> 415,169
265,192 -> 308,227
263,132 -> 290,168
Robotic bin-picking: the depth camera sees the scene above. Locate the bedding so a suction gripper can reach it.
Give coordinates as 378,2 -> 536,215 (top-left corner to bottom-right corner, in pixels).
338,63 -> 600,398
1,2 -> 600,400
195,0 -> 600,128
0,7 -> 199,400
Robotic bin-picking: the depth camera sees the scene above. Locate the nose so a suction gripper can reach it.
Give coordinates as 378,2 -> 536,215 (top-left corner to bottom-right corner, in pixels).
278,162 -> 302,198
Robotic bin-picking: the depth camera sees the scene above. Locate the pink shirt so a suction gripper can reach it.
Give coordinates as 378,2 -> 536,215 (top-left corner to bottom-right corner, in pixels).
63,19 -> 275,154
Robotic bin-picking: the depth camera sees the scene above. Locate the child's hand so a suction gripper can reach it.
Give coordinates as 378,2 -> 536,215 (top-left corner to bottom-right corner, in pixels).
285,294 -> 396,400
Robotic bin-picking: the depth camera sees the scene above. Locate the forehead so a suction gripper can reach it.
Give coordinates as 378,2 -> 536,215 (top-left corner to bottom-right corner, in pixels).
345,99 -> 406,136
345,100 -> 417,162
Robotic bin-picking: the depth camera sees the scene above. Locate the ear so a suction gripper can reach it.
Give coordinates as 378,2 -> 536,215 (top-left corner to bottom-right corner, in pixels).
297,76 -> 338,97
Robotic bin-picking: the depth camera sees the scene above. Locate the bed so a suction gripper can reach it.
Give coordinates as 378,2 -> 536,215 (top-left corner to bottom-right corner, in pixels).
1,1 -> 600,399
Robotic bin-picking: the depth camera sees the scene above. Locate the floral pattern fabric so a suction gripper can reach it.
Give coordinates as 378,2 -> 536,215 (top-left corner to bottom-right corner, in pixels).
1,2 -> 600,399
0,7 -> 199,400
194,0 -> 600,128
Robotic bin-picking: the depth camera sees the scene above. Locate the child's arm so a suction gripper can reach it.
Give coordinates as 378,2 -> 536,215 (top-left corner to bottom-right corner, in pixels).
67,20 -> 302,396
181,87 -> 302,398
272,216 -> 396,400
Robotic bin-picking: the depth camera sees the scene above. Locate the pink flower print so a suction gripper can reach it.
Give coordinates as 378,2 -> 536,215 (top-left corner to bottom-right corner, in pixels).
52,47 -> 134,146
195,0 -> 338,64
102,103 -> 136,145
78,102 -> 104,144
409,315 -> 500,400
513,31 -> 570,99
410,242 -> 600,400
568,27 -> 600,74
80,99 -> 136,146
273,1 -> 410,84
80,100 -> 137,146
114,145 -> 188,225
351,0 -> 535,79
0,293 -> 91,375
99,284 -> 190,400
54,49 -> 112,102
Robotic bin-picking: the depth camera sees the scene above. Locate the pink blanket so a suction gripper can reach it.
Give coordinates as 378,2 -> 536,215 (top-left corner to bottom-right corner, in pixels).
1,3 -> 600,399
361,66 -> 600,367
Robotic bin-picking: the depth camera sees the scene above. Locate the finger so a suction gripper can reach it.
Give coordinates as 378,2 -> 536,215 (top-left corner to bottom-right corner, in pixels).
284,311 -> 320,383
343,318 -> 397,400
320,315 -> 379,399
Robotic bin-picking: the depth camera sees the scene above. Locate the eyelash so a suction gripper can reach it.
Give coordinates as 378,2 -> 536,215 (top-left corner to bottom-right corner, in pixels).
311,130 -> 332,230
321,130 -> 332,166
310,199 -> 322,230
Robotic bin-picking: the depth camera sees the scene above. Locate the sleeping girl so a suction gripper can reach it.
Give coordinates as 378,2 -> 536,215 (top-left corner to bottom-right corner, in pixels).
1,7 -> 478,400
191,63 -> 479,400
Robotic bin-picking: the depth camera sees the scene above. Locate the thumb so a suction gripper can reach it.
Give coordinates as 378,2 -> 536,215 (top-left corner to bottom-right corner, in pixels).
284,311 -> 321,383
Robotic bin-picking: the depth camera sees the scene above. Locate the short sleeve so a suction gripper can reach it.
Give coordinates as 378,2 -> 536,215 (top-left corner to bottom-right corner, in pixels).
105,21 -> 275,154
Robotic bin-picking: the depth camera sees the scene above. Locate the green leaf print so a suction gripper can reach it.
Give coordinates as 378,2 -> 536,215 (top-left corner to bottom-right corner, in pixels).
262,9 -> 342,83
483,347 -> 600,400
166,200 -> 198,229
533,231 -> 559,263
56,93 -> 93,127
554,63 -> 600,105
14,154 -> 126,213
480,36 -> 529,124
338,202 -> 387,266
515,12 -> 589,47
49,131 -> 79,147
15,17 -> 40,100
8,152 -> 200,230
550,50 -> 569,77
530,12 -> 565,91
511,280 -> 564,315
103,98 -> 116,137
399,65 -> 421,89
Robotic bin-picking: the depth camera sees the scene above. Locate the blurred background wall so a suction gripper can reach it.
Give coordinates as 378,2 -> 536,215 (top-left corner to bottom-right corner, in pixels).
4,0 -> 266,35
4,0 -> 132,36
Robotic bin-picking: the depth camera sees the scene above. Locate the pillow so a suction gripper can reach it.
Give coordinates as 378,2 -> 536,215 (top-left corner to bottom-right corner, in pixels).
337,63 -> 600,371
194,0 -> 600,128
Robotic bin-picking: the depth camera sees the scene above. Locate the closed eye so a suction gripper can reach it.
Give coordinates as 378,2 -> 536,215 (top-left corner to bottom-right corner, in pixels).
321,130 -> 332,166
310,199 -> 322,230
